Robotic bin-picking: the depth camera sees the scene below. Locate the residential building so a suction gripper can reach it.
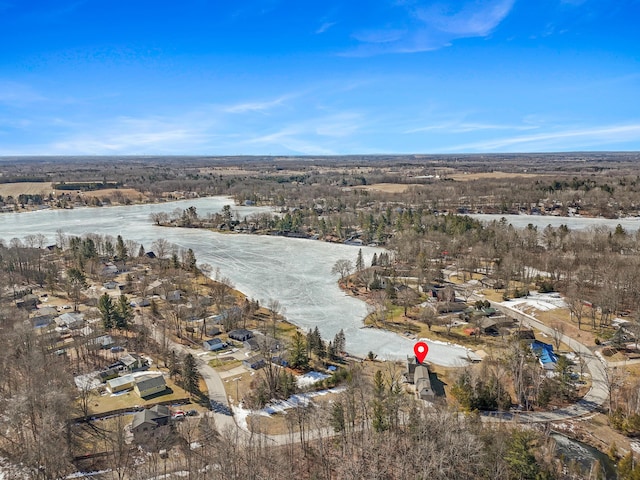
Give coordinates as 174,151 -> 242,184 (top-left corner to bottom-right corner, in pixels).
134,375 -> 167,398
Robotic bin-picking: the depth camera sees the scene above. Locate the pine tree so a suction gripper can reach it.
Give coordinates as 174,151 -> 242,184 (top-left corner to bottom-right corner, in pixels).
371,252 -> 378,266
290,331 -> 309,370
98,293 -> 117,329
330,401 -> 345,434
167,350 -> 180,379
183,248 -> 197,272
333,329 -> 346,354
115,294 -> 132,329
505,430 -> 540,480
372,370 -> 388,432
355,248 -> 364,271
182,353 -> 199,396
116,235 -> 128,263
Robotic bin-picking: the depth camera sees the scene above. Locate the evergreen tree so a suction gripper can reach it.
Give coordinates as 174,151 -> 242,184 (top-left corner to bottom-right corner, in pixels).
290,331 -> 309,370
505,430 -> 540,480
167,350 -> 180,379
182,353 -> 199,396
184,248 -> 197,272
371,252 -> 378,267
116,235 -> 128,262
333,329 -> 346,354
67,267 -> 87,312
115,294 -> 133,329
355,248 -> 364,271
137,244 -> 145,257
372,370 -> 388,432
330,401 -> 345,434
98,293 -> 117,329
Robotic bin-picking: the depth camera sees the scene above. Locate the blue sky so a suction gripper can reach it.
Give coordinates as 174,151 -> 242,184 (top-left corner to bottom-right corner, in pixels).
0,0 -> 639,155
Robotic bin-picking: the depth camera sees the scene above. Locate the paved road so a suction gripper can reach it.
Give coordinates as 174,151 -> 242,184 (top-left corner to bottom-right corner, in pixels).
484,301 -> 609,423
144,319 -> 237,431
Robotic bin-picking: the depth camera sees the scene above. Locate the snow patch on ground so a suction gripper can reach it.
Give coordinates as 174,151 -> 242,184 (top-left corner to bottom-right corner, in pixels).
296,371 -> 330,388
232,387 -> 347,430
500,291 -> 567,312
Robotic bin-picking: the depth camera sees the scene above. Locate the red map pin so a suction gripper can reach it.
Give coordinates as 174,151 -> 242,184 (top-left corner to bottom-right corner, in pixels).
414,341 -> 429,363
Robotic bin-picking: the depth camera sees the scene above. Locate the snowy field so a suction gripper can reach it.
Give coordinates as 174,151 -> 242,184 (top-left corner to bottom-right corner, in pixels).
500,291 -> 567,312
0,196 -> 476,365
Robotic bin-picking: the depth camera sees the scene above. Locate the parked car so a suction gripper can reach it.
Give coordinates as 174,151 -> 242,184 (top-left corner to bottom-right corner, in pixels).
186,409 -> 198,416
172,411 -> 186,420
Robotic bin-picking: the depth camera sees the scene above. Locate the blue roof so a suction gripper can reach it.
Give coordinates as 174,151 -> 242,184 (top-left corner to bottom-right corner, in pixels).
531,340 -> 558,365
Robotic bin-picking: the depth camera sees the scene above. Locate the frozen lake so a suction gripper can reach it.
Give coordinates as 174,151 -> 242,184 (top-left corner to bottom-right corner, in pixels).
0,197 -> 475,365
470,213 -> 640,231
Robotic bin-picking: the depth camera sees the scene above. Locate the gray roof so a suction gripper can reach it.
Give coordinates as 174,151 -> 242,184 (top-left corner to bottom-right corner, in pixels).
135,375 -> 166,391
107,374 -> 134,389
131,406 -> 169,430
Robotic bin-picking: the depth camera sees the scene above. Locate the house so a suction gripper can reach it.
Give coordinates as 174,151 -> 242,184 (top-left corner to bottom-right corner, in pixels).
130,298 -> 150,307
206,326 -> 221,337
101,262 -> 119,276
16,294 -> 39,309
134,375 -> 167,398
145,279 -> 164,295
203,338 -> 227,352
103,280 -> 119,289
31,314 -> 55,329
99,368 -> 120,383
37,306 -> 59,316
244,338 -> 260,351
513,328 -> 536,343
55,312 -> 84,329
243,355 -> 266,370
120,353 -> 146,372
248,333 -> 283,353
228,329 -> 253,342
405,356 -> 419,384
164,290 -> 182,302
414,365 -> 435,401
88,334 -> 115,349
106,374 -> 134,393
530,341 -> 558,371
131,405 -> 171,446
145,251 -> 157,259
271,355 -> 288,367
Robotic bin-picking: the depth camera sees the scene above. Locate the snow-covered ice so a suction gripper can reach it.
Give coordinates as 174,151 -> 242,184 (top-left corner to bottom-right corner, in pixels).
0,196 -> 476,366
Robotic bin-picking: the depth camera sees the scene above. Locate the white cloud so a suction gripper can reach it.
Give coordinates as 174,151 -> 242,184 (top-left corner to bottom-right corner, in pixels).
316,21 -> 337,34
448,124 -> 640,152
346,0 -> 515,55
416,0 -> 515,37
405,121 -> 538,134
0,81 -> 46,105
224,95 -> 291,114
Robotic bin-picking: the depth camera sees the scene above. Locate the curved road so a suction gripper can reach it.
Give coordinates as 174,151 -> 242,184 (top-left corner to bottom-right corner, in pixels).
147,295 -> 611,444
484,301 -> 609,423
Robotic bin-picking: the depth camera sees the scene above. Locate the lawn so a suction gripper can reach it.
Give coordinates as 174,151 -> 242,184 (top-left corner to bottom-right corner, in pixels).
87,375 -> 191,415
